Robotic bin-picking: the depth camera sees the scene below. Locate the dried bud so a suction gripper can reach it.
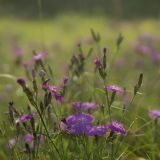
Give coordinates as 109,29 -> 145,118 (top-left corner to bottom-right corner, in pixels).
8,102 -> 14,125
138,73 -> 143,87
90,28 -> 100,42
103,48 -> 107,69
110,91 -> 116,106
116,33 -> 124,50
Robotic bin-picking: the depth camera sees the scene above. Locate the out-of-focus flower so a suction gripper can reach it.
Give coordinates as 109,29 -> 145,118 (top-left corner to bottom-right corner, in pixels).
15,114 -> 33,124
104,85 -> 124,94
63,76 -> 69,85
108,120 -> 126,136
72,102 -> 99,110
24,134 -> 33,142
87,125 -> 108,136
22,61 -> 30,70
43,83 -> 63,102
149,110 -> 160,120
12,45 -> 23,57
60,113 -> 94,135
8,139 -> 16,148
32,52 -> 48,61
94,57 -> 102,67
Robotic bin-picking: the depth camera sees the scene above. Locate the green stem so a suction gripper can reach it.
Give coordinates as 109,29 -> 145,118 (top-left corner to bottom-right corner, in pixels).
34,102 -> 63,160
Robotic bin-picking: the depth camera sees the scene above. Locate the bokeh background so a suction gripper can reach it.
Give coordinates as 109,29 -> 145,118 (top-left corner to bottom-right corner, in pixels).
0,0 -> 160,114
0,1 -> 160,159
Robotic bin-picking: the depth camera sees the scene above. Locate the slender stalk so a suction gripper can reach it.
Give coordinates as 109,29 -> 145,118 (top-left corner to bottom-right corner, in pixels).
33,102 -> 62,160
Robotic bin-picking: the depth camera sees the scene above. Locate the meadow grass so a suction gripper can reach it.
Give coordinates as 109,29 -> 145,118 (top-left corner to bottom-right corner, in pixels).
0,15 -> 160,160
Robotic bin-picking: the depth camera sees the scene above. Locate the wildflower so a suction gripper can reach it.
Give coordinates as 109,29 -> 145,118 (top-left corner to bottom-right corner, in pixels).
72,102 -> 99,110
43,84 -> 63,102
8,139 -> 16,148
32,67 -> 36,81
94,57 -> 102,68
15,114 -> 33,124
104,85 -> 124,94
149,110 -> 160,120
108,120 -> 126,136
54,92 -> 63,102
60,113 -> 94,135
87,125 -> 108,136
24,134 -> 33,142
32,52 -> 48,61
63,76 -> 69,85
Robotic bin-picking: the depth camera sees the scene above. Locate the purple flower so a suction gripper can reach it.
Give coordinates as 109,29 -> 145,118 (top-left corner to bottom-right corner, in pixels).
104,85 -> 124,94
42,83 -> 63,102
25,134 -> 33,142
15,114 -> 33,124
67,113 -> 93,125
22,61 -> 30,70
63,76 -> 69,85
60,113 -> 94,135
72,102 -> 99,110
8,139 -> 16,148
32,52 -> 48,61
87,125 -> 108,136
94,57 -> 102,67
54,92 -> 63,102
149,110 -> 160,120
108,120 -> 126,136
12,45 -> 23,57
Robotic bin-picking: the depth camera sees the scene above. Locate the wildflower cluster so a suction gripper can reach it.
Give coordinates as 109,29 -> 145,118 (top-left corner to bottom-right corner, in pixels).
6,32 -> 160,160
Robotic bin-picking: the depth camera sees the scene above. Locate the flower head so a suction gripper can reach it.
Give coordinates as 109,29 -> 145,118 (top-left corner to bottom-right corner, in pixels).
63,76 -> 69,85
104,85 -> 124,94
94,57 -> 102,67
60,113 -> 94,135
8,139 -> 16,148
72,102 -> 99,110
24,134 -> 33,142
149,110 -> 160,120
15,114 -> 33,124
87,125 -> 108,136
108,120 -> 126,136
32,52 -> 48,61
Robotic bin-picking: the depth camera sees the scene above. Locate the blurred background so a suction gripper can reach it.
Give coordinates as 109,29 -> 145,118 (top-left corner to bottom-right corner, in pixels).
0,0 -> 160,19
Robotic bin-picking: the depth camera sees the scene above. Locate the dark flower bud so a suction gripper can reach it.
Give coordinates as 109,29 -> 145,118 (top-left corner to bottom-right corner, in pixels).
17,77 -> 26,88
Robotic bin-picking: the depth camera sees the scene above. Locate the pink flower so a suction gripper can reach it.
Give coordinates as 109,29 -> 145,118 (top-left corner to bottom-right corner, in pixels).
15,114 -> 33,124
108,120 -> 126,136
24,134 -> 33,142
8,139 -> 16,148
32,52 -> 48,61
94,57 -> 102,67
104,85 -> 124,94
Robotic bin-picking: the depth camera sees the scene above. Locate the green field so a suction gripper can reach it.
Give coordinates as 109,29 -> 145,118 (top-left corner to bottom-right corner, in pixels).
0,15 -> 160,159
